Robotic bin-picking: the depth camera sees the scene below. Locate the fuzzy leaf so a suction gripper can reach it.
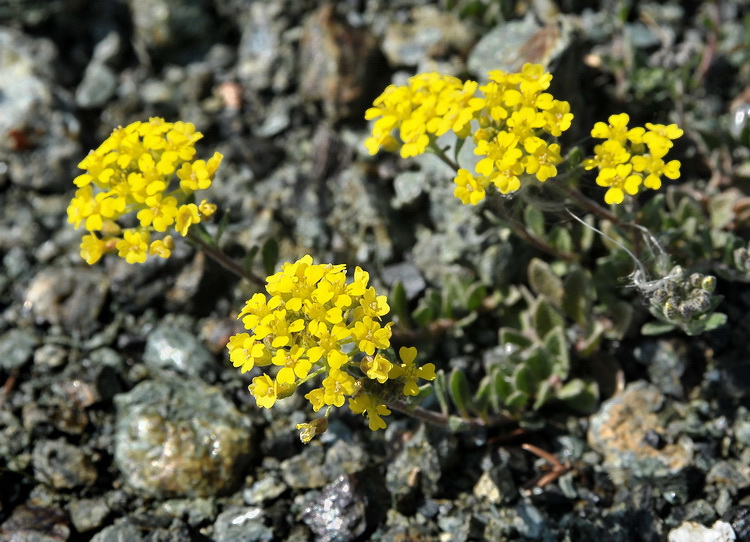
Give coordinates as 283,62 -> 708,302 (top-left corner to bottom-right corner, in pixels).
499,327 -> 533,348
466,283 -> 487,312
549,227 -> 573,254
261,238 -> 279,276
390,281 -> 409,326
562,267 -> 595,328
524,205 -> 546,237
532,379 -> 554,410
493,371 -> 512,404
543,326 -> 569,378
702,312 -> 727,332
710,192 -> 736,230
525,346 -> 553,383
505,390 -> 528,412
641,320 -> 677,336
449,368 -> 472,418
556,379 -> 599,413
531,297 -> 565,339
577,320 -> 605,358
433,370 -> 450,415
528,258 -> 564,306
607,300 -> 633,340
513,364 -> 535,396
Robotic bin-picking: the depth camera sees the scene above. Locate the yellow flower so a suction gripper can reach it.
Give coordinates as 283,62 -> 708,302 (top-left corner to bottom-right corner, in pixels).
249,374 -> 277,409
80,234 -> 107,265
174,203 -> 200,236
296,417 -> 328,443
351,317 -> 392,356
321,369 -> 356,407
198,199 -> 217,218
349,394 -> 391,431
115,229 -> 149,264
389,347 -> 436,396
360,354 -> 393,384
596,163 -> 642,205
149,236 -> 174,259
453,169 -> 488,205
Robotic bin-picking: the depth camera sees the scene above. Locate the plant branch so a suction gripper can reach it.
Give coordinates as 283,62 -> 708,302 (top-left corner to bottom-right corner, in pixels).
187,231 -> 266,287
387,400 -> 515,430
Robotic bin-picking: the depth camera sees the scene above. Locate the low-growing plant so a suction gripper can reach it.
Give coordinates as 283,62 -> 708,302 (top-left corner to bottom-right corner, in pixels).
68,63 -> 731,442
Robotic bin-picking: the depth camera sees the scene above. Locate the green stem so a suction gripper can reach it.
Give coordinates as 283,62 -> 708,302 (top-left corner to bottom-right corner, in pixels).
387,400 -> 514,430
488,197 -> 579,263
429,143 -> 461,172
187,230 -> 266,287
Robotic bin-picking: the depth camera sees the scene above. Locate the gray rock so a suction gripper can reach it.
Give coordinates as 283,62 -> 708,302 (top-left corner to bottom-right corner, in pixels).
0,503 -> 70,542
32,438 -> 98,489
243,474 -> 287,505
0,28 -> 81,191
158,498 -> 217,527
237,2 -> 284,91
213,507 -> 273,542
668,520 -> 736,542
280,444 -> 328,489
68,498 -> 110,533
90,522 -> 144,542
467,15 -> 573,78
0,327 -> 39,371
23,267 -> 109,334
143,322 -> 217,381
76,63 -> 117,108
634,339 -> 688,399
114,378 -> 253,497
473,465 -> 518,504
588,381 -> 694,483
301,475 -> 367,542
380,5 -> 475,68
127,0 -> 216,62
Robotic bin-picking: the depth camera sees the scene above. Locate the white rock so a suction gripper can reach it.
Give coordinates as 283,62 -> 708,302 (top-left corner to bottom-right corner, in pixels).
668,520 -> 736,542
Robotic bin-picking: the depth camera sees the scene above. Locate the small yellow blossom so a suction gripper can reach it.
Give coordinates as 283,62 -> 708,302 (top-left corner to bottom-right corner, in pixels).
227,255 -> 426,441
116,230 -> 149,264
349,394 -> 391,431
389,347 -> 437,396
68,117 -> 222,265
249,374 -> 278,409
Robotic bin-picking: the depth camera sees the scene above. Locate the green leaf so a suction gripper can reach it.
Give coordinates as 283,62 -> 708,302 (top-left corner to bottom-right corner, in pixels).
513,365 -> 535,396
244,245 -> 260,273
390,281 -> 409,327
493,371 -> 512,404
525,345 -> 553,383
531,297 -> 565,339
710,191 -> 736,230
702,312 -> 727,332
524,205 -> 545,237
528,258 -> 564,306
543,326 -> 569,378
607,300 -> 633,340
641,321 -> 677,336
505,390 -> 528,412
215,210 -> 231,244
532,379 -> 554,410
562,267 -> 595,328
261,238 -> 279,276
577,320 -> 605,358
556,379 -> 599,413
549,227 -> 573,254
499,327 -> 533,348
449,368 -> 472,418
465,283 -> 487,312
412,306 -> 435,328
433,370 -> 450,415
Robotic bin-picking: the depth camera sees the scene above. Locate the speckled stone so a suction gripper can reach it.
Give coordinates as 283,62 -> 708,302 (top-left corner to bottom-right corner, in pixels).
588,381 -> 694,483
114,378 -> 254,498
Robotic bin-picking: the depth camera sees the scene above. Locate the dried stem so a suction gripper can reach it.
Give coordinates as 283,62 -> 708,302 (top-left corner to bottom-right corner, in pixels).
187,231 -> 266,287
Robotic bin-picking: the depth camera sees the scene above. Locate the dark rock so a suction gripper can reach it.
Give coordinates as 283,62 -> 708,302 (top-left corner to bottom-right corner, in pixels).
0,503 -> 70,542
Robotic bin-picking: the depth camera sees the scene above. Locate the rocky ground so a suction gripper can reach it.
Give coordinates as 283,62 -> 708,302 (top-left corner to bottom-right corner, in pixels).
1,0 -> 750,541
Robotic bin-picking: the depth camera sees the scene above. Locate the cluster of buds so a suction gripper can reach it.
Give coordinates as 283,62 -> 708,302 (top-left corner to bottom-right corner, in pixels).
647,265 -> 718,322
67,117 -> 222,265
227,255 -> 436,442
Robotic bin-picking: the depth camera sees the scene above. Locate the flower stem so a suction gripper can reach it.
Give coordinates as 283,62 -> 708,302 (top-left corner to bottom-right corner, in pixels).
387,400 -> 515,430
187,230 -> 266,287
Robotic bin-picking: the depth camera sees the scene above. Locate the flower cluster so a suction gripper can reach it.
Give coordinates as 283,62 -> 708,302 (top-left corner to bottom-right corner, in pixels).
227,255 -> 436,441
67,118 -> 222,265
365,64 -> 574,205
583,113 -> 682,204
